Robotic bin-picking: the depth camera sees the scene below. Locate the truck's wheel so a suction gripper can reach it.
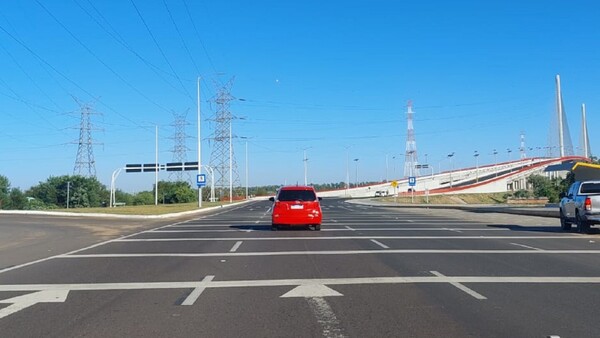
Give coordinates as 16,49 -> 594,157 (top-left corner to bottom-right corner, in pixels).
559,210 -> 571,231
576,212 -> 590,234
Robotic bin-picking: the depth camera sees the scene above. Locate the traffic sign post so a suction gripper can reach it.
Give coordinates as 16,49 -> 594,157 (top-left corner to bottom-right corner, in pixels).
196,174 -> 207,187
408,176 -> 416,204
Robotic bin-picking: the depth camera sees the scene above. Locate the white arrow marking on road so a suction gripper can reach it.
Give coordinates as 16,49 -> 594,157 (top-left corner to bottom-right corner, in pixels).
280,284 -> 343,298
0,290 -> 69,319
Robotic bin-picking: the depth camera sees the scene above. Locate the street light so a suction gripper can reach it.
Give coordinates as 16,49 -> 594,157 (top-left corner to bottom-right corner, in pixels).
353,158 -> 359,187
303,149 -> 309,186
493,149 -> 498,177
474,151 -> 480,183
507,148 -> 512,161
447,152 -> 455,188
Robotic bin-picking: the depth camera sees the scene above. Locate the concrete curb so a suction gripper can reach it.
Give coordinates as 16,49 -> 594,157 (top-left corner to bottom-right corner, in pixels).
347,199 -> 559,218
0,199 -> 258,220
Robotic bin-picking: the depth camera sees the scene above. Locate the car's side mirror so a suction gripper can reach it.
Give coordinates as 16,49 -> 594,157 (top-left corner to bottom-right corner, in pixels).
269,197 -> 275,202
559,192 -> 566,199
318,197 -> 322,201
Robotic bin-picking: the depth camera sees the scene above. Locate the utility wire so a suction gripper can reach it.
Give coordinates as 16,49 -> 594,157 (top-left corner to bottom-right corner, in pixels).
162,0 -> 200,74
0,22 -> 153,133
181,0 -> 219,76
129,0 -> 194,102
74,0 -> 189,97
35,0 -> 173,114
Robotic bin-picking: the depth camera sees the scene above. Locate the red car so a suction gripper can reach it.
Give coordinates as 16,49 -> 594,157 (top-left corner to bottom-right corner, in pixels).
269,186 -> 323,230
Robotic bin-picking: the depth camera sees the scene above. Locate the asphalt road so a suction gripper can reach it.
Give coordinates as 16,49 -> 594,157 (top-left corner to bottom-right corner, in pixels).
1,199 -> 600,337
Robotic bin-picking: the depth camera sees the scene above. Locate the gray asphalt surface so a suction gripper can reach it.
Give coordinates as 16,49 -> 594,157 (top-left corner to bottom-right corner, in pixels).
1,199 -> 600,337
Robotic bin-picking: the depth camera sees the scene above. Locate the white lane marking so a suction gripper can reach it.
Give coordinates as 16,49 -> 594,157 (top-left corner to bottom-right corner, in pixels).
150,228 -> 509,233
344,226 -> 354,231
0,202 -> 256,275
62,249 -> 600,259
406,220 -> 415,223
181,275 -> 215,306
307,297 -> 346,338
370,239 -> 390,249
281,284 -> 343,298
430,271 -> 487,300
118,235 -> 584,242
8,275 -> 600,293
510,243 -> 543,251
168,222 -> 483,228
0,290 -> 70,319
229,241 -> 243,252
444,228 -> 463,233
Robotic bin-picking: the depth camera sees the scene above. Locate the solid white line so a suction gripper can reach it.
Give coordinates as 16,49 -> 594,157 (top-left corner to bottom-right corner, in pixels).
6,275 -> 600,293
181,275 -> 215,306
406,220 -> 415,223
230,241 -> 243,252
510,243 -> 543,251
60,249 -> 600,259
148,227 -> 509,233
117,235 -> 583,242
370,239 -> 390,249
306,297 -> 346,338
430,271 -> 487,300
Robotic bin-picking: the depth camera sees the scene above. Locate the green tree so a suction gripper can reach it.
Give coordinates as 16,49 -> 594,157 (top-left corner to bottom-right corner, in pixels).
27,175 -> 109,208
8,188 -> 26,210
0,175 -> 9,209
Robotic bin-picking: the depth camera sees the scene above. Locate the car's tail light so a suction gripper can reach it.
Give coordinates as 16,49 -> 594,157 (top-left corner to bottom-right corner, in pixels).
585,197 -> 592,211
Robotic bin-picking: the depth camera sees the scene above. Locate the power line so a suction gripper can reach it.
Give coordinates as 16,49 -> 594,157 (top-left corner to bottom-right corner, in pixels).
0,18 -> 154,134
181,0 -> 219,76
73,0 -> 190,97
162,0 -> 200,74
129,0 -> 194,102
35,0 -> 173,114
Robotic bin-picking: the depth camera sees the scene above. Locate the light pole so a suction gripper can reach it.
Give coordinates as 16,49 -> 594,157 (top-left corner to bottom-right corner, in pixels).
155,125 -> 158,206
353,158 -> 359,187
392,156 -> 396,178
385,154 -> 389,182
474,151 -> 480,183
447,152 -> 455,188
493,149 -> 498,177
229,122 -> 233,203
197,77 -> 202,208
245,141 -> 248,199
507,148 -> 512,161
303,149 -> 308,186
66,181 -> 70,209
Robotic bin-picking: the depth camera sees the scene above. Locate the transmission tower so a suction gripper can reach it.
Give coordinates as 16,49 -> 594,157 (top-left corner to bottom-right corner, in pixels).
208,78 -> 241,199
403,100 -> 419,177
169,110 -> 192,181
73,101 -> 101,177
519,131 -> 527,159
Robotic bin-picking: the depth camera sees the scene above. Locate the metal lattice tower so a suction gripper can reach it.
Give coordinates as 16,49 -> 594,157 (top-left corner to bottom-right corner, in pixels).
169,110 -> 192,181
519,131 -> 527,159
73,101 -> 100,177
208,78 -> 240,199
403,101 -> 419,177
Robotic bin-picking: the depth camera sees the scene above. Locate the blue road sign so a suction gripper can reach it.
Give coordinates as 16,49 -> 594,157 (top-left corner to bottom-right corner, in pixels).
408,176 -> 416,186
196,174 -> 207,187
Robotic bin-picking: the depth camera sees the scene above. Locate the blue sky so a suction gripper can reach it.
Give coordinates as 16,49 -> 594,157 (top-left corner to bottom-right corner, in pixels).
0,0 -> 598,192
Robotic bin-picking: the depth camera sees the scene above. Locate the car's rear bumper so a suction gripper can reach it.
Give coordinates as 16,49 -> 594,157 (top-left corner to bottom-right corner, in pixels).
272,214 -> 322,225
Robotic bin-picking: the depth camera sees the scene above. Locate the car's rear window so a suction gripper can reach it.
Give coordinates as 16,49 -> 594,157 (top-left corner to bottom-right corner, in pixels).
580,183 -> 600,194
278,190 -> 317,201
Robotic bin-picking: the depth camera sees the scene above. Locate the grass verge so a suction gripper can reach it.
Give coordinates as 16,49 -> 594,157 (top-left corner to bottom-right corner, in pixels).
53,201 -> 235,215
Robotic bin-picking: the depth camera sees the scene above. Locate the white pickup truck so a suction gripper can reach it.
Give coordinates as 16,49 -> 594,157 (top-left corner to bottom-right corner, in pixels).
559,180 -> 600,233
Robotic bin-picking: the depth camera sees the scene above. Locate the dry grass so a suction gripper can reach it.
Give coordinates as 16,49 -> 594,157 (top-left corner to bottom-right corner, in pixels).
381,193 -> 508,205
54,201 -> 230,215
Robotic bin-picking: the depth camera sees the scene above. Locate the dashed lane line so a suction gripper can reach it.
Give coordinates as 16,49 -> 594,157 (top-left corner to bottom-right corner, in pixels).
510,243 -> 544,251
430,271 -> 487,300
229,241 -> 243,252
370,239 -> 390,249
